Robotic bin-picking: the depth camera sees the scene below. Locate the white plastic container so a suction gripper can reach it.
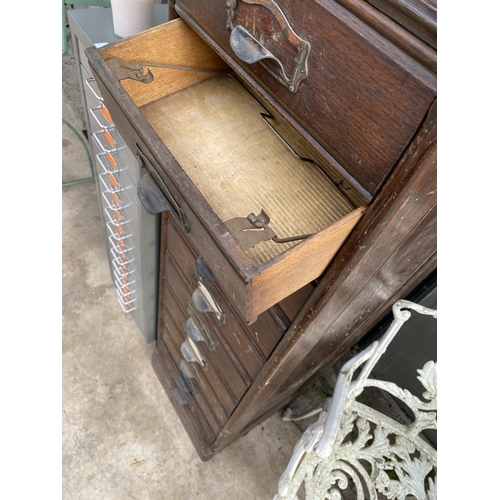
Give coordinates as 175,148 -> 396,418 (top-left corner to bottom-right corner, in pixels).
110,0 -> 155,38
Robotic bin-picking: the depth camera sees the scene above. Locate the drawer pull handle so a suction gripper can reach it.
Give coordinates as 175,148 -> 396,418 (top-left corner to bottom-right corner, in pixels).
101,190 -> 129,212
111,247 -> 134,267
114,269 -> 135,286
85,77 -> 103,101
93,129 -> 126,154
196,256 -> 216,282
115,289 -> 137,312
108,235 -> 132,255
106,221 -> 132,242
192,281 -> 225,325
226,0 -> 310,93
104,206 -> 130,227
115,276 -> 136,292
99,172 -> 123,194
186,304 -> 216,351
89,105 -> 113,129
112,257 -> 134,277
173,387 -> 188,406
176,374 -> 192,394
136,146 -> 190,233
181,338 -> 207,370
179,360 -> 201,386
96,151 -> 123,175
184,317 -> 205,343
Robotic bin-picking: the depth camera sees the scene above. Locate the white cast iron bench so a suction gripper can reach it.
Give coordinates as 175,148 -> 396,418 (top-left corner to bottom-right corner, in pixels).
274,299 -> 437,500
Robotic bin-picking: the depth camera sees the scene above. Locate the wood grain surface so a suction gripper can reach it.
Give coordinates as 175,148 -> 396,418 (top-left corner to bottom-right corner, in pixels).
140,75 -> 359,266
212,99 -> 437,455
175,0 -> 437,195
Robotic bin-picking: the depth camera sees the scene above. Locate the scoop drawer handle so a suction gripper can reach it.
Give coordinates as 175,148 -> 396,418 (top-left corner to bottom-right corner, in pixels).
180,339 -> 207,370
191,281 -> 224,325
226,0 -> 310,93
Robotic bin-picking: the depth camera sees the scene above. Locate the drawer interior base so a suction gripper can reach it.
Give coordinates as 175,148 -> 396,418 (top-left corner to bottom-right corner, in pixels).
140,75 -> 357,266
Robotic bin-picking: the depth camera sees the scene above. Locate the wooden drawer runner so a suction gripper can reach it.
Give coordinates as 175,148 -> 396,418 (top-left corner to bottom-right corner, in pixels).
86,18 -> 365,323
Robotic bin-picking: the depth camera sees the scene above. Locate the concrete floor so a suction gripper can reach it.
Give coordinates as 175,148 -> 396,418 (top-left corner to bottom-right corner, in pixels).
62,37 -> 304,500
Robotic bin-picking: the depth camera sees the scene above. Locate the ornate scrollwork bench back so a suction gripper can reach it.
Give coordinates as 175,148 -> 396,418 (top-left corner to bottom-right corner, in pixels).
274,300 -> 437,500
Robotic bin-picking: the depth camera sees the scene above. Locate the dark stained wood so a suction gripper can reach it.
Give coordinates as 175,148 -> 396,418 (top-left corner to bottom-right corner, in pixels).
154,212 -> 315,458
365,0 -> 437,48
211,99 -> 437,455
152,345 -> 216,459
87,0 -> 437,461
162,256 -> 251,397
175,0 -> 436,196
167,0 -> 179,21
334,0 -> 437,71
166,214 -> 300,362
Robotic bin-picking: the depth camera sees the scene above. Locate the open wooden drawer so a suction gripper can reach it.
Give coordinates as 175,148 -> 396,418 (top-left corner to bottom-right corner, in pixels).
86,18 -> 367,323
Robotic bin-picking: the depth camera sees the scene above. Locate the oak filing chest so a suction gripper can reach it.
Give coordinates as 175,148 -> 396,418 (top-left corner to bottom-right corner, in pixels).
86,0 -> 437,459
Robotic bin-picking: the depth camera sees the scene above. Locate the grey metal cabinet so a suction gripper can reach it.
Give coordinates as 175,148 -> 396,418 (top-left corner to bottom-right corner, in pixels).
68,6 -> 168,342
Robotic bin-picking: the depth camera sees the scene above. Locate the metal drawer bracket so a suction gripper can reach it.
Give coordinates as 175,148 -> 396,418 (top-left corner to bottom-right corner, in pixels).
108,58 -> 154,83
108,57 -> 227,83
225,209 -> 315,251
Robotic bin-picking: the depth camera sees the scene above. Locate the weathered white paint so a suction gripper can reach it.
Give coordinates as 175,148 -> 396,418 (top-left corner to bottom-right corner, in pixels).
274,300 -> 437,500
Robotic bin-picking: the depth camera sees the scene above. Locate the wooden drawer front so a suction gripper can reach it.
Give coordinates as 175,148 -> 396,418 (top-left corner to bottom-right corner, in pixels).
166,216 -> 289,364
162,250 -> 251,401
153,340 -> 219,455
175,0 -> 436,196
159,299 -> 234,430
